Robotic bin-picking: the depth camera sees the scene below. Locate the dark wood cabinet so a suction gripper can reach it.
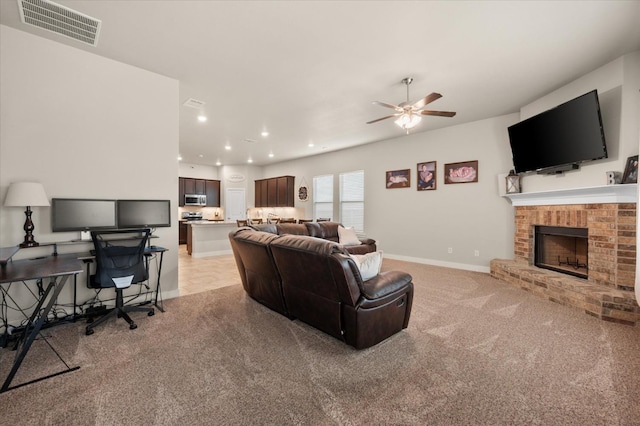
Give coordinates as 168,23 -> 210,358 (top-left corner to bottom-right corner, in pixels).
254,175 -> 295,207
179,177 -> 221,207
276,176 -> 294,207
178,177 -> 186,207
205,180 -> 220,207
179,222 -> 188,244
183,178 -> 196,195
195,179 -> 205,195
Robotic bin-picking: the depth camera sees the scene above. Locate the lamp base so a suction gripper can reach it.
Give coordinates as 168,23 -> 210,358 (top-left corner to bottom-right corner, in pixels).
20,206 -> 39,248
19,241 -> 40,248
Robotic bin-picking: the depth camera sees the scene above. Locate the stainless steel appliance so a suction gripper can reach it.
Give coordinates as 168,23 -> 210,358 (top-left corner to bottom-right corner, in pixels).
181,212 -> 203,221
184,194 -> 206,206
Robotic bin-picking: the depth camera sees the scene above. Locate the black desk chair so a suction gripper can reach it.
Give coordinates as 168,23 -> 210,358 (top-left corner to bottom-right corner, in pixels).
85,229 -> 154,335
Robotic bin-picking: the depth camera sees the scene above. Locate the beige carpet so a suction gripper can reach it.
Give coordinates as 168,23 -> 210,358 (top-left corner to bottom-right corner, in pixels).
1,258 -> 639,425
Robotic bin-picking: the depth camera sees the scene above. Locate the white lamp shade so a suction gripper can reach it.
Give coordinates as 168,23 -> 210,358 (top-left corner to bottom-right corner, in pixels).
394,113 -> 422,130
4,182 -> 50,207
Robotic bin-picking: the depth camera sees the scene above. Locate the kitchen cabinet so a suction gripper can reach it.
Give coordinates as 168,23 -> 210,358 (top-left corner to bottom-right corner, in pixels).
179,178 -> 186,206
254,175 -> 295,207
179,177 -> 221,207
205,180 -> 220,207
179,221 -> 188,244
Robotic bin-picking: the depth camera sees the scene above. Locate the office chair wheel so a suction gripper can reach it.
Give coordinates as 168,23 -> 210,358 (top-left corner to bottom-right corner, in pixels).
129,322 -> 138,330
86,328 -> 95,336
148,309 -> 155,316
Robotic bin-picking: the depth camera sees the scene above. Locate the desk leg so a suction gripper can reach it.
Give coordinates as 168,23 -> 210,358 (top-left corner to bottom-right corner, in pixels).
153,251 -> 165,313
1,275 -> 79,393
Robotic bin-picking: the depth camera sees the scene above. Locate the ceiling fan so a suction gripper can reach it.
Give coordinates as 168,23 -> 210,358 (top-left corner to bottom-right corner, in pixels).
367,77 -> 456,133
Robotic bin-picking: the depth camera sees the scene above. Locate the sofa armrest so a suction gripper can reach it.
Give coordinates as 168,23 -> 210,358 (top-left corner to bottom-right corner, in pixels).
359,238 -> 376,246
360,270 -> 412,300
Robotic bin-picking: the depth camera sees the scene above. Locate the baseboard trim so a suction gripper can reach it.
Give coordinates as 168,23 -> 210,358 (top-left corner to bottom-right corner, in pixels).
384,254 -> 490,274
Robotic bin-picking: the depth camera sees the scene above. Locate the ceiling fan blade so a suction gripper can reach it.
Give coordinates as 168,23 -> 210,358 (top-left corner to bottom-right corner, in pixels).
412,92 -> 442,110
366,114 -> 401,124
372,100 -> 402,111
419,110 -> 457,117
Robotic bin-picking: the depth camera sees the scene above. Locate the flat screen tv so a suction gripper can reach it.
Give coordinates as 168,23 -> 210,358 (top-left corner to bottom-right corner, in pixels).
51,198 -> 118,232
117,199 -> 171,229
507,90 -> 607,174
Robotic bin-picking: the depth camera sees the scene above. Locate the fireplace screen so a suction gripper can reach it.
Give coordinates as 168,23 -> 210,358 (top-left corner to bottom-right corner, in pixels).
535,226 -> 588,279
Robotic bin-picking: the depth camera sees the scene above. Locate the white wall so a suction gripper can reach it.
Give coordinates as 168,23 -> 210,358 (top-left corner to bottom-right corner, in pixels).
0,26 -> 180,312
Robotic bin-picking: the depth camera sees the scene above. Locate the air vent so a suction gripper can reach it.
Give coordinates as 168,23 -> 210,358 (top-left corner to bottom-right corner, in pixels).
183,98 -> 206,109
17,0 -> 101,47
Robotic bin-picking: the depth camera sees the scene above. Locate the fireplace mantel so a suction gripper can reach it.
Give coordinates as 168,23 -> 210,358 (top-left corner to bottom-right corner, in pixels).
504,184 -> 637,206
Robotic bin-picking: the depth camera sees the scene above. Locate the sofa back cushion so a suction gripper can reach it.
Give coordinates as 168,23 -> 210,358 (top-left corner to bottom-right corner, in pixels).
304,221 -> 341,242
276,223 -> 310,236
270,234 -> 362,339
228,228 -> 288,316
250,223 -> 278,234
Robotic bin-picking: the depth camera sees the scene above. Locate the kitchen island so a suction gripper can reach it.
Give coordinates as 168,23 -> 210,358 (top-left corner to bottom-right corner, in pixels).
186,221 -> 237,258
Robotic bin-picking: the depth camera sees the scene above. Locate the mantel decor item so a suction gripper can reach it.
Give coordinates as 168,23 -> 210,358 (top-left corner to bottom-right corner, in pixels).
3,181 -> 50,247
622,155 -> 638,184
505,169 -> 521,194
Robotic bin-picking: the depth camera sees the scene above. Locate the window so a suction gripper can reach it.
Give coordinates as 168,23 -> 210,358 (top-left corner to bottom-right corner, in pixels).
313,175 -> 333,220
340,170 -> 364,232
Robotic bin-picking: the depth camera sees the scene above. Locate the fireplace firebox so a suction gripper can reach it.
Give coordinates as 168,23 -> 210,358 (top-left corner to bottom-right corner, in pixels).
535,226 -> 588,279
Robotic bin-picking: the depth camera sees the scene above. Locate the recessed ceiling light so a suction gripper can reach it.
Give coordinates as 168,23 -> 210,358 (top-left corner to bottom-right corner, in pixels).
308,143 -> 314,148
215,160 -> 221,166
197,115 -> 207,122
177,156 -> 182,161
248,158 -> 253,164
198,154 -> 204,158
225,145 -> 231,151
261,131 -> 269,137
268,152 -> 274,158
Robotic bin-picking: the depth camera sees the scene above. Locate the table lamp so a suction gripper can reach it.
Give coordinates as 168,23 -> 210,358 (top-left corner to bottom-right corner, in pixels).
3,182 -> 50,248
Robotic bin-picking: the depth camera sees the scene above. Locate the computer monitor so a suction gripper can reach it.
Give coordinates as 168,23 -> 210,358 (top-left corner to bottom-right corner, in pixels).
51,198 -> 118,232
117,199 -> 171,229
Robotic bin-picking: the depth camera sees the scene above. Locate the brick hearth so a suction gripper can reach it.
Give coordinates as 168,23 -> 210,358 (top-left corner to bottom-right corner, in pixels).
491,200 -> 640,325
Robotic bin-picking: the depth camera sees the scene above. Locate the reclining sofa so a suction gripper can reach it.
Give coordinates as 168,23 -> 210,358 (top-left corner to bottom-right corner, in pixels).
229,224 -> 413,349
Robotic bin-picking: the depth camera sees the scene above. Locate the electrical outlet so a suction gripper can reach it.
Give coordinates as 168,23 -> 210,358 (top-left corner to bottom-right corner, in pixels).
474,250 -> 480,257
448,247 -> 453,254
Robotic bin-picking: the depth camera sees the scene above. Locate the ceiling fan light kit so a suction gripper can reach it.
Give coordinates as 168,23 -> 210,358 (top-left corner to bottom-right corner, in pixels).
368,77 -> 456,133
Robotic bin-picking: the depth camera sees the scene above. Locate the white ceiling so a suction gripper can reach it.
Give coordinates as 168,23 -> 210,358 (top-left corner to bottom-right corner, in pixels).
1,1 -> 639,166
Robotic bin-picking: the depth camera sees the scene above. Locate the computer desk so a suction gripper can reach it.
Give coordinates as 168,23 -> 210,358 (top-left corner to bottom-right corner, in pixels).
0,253 -> 83,393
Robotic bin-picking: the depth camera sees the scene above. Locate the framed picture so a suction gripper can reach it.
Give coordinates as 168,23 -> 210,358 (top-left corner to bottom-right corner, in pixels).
444,160 -> 478,184
417,161 -> 436,191
386,169 -> 410,188
622,155 -> 639,184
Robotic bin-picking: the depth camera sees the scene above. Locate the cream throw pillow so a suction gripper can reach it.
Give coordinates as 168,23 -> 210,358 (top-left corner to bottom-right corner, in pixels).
350,250 -> 383,281
338,226 -> 362,246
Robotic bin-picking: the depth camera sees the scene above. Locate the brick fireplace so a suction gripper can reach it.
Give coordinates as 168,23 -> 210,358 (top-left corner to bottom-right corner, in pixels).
491,185 -> 640,325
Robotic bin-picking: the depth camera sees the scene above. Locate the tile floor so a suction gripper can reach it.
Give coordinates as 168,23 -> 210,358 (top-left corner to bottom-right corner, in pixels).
178,245 -> 242,296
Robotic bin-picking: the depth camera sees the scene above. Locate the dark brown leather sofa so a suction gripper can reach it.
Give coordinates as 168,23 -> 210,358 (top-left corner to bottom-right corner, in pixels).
229,227 -> 413,349
251,221 -> 376,255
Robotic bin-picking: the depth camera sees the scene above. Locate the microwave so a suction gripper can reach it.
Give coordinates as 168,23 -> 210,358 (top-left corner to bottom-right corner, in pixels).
185,194 -> 206,206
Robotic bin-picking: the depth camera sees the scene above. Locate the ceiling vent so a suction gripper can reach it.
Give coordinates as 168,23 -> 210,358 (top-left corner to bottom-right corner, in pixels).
183,98 -> 206,109
17,0 -> 101,47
